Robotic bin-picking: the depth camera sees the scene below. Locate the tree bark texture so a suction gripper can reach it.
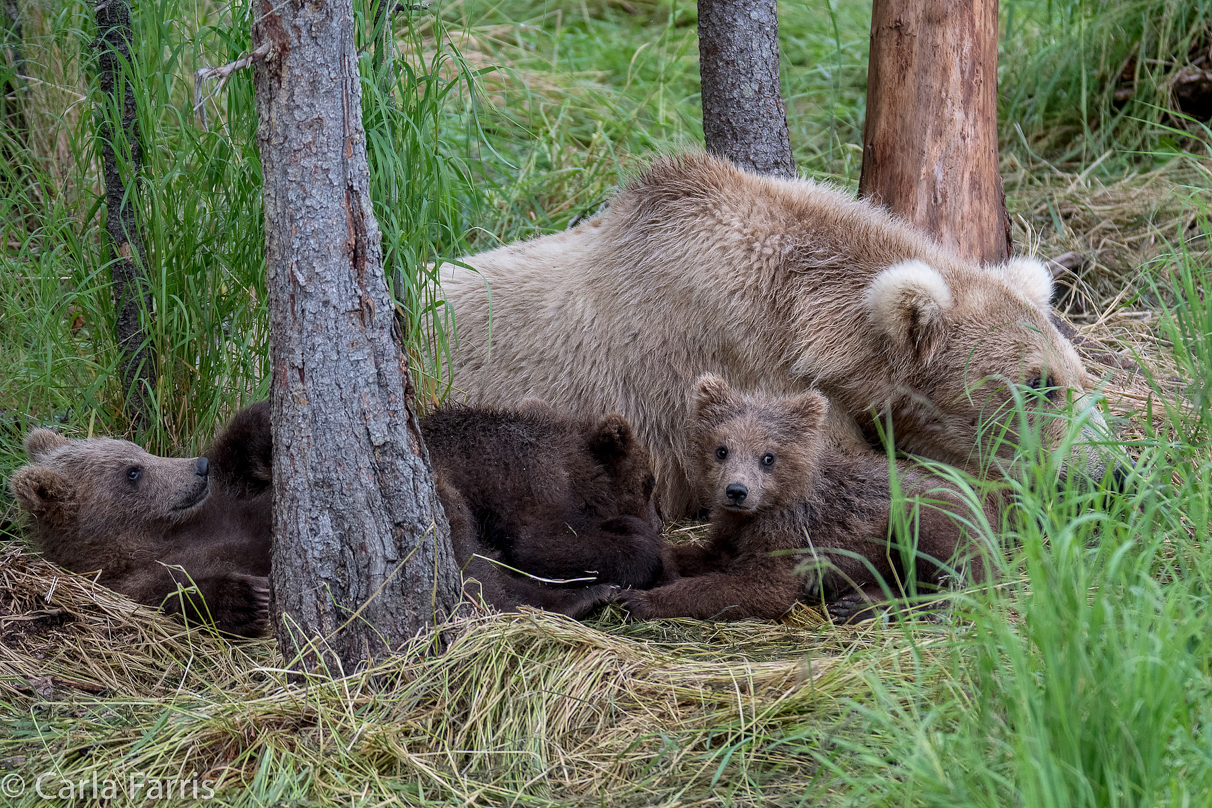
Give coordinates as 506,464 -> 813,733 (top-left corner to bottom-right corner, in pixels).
95,0 -> 156,428
697,0 -> 796,179
858,0 -> 1012,265
1,0 -> 27,157
252,0 -> 462,672
2,0 -> 24,99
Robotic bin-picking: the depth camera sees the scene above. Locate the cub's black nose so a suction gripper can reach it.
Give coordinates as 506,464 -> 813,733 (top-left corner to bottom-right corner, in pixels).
195,457 -> 209,477
725,483 -> 748,503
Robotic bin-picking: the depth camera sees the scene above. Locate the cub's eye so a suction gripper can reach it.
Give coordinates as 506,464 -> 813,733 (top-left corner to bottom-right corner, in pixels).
126,466 -> 142,483
761,454 -> 775,467
715,447 -> 728,461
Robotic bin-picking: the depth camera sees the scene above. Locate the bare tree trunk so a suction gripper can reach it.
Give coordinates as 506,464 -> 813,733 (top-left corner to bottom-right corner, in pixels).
697,0 -> 796,179
858,0 -> 1011,265
2,0 -> 24,100
95,0 -> 156,428
252,0 -> 461,673
1,0 -> 27,155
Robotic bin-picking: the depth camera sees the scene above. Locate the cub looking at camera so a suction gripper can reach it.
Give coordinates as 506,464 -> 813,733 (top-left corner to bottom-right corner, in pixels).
618,375 -> 995,623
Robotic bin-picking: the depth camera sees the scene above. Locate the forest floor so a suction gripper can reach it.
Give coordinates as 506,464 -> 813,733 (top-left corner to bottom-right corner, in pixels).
2,0 -> 1211,805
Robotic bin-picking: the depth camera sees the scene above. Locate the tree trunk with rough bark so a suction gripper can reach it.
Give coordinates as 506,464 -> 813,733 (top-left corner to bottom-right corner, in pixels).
1,0 -> 27,166
2,0 -> 24,103
95,0 -> 156,428
697,0 -> 796,179
858,0 -> 1012,265
252,0 -> 462,672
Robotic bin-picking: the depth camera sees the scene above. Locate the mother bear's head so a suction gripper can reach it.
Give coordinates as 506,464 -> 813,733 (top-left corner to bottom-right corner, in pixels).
860,254 -> 1122,486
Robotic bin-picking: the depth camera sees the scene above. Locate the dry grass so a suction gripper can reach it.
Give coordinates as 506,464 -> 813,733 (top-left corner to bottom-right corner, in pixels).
0,539 -> 941,804
1006,157 -> 1209,418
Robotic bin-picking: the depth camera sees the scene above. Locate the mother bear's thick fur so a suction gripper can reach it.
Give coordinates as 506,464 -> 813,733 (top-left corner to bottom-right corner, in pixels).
438,152 -> 1119,517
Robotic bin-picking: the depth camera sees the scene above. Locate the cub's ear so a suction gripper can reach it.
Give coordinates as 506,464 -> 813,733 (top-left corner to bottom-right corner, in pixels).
587,414 -> 636,465
786,390 -> 829,435
997,256 -> 1054,311
24,429 -> 69,461
9,465 -> 73,520
692,373 -> 739,424
865,260 -> 953,364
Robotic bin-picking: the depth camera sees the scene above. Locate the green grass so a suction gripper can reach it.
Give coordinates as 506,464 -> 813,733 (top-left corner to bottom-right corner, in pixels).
2,0 -> 1211,804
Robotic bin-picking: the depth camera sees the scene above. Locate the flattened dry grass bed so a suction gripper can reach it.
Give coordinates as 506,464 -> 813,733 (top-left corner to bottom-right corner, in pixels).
0,543 -> 950,805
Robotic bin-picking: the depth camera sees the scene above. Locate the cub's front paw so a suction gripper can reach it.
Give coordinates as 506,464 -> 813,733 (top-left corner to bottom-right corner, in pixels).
826,591 -> 887,625
215,574 -> 271,638
614,588 -> 654,622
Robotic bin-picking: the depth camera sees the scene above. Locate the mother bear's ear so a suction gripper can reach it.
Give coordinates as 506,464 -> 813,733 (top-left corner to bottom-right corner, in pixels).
995,256 -> 1054,311
865,260 -> 953,365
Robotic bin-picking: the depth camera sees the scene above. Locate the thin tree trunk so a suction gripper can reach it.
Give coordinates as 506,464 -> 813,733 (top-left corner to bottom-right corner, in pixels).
1,0 -> 27,155
697,0 -> 796,179
252,0 -> 461,673
95,0 -> 155,428
858,0 -> 1012,265
2,0 -> 24,99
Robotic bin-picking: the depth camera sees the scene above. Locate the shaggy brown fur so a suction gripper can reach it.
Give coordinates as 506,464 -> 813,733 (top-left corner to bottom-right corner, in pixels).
10,428 -> 271,637
437,474 -> 615,618
617,376 -> 994,623
229,400 -> 666,619
9,398 -> 664,631
420,404 -> 665,612
205,399 -> 273,500
202,400 -> 663,618
438,151 -> 1124,517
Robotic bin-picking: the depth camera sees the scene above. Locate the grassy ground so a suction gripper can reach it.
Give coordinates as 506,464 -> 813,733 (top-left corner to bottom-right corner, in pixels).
2,0 -> 1211,805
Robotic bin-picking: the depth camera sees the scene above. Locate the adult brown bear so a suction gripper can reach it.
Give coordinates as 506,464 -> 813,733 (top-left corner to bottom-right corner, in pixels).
437,152 -> 1124,517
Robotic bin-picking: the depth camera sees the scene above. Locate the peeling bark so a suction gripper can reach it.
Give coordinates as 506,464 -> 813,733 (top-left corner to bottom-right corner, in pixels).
252,0 -> 461,672
858,0 -> 1011,265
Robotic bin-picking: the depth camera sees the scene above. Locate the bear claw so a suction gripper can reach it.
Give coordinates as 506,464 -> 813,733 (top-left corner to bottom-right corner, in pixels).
216,574 -> 272,638
827,592 -> 887,625
613,589 -> 651,621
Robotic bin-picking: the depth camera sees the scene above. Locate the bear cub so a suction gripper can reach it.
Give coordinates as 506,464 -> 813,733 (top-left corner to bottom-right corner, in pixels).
224,400 -> 667,617
10,423 -> 272,637
617,375 -> 993,623
420,402 -> 665,617
201,400 -> 667,620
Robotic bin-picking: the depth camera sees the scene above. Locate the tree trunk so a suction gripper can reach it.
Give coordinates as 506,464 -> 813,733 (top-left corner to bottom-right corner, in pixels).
1,0 -> 28,167
2,0 -> 24,102
697,0 -> 796,179
858,0 -> 1012,265
252,0 -> 462,673
95,0 -> 156,428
